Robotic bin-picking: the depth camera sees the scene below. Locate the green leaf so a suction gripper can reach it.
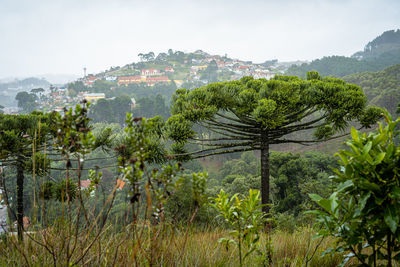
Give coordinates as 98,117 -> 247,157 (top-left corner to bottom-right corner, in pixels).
390,187 -> 400,199
345,165 -> 354,177
309,193 -> 323,202
359,192 -> 371,213
337,180 -> 353,193
316,198 -> 333,214
351,127 -> 359,142
362,141 -> 372,155
373,152 -> 385,165
359,180 -> 380,191
337,153 -> 349,165
384,205 -> 399,233
304,210 -> 326,216
387,143 -> 395,158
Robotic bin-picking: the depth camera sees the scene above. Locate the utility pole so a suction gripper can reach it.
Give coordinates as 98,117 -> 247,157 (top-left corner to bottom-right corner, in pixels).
83,67 -> 87,78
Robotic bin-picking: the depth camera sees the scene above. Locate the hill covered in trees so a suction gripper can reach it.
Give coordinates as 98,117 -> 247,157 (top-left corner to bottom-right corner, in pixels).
353,29 -> 400,60
343,64 -> 400,115
286,29 -> 400,77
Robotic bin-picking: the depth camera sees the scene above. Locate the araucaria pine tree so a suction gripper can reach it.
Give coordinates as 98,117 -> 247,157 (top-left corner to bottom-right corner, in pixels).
166,72 -> 382,213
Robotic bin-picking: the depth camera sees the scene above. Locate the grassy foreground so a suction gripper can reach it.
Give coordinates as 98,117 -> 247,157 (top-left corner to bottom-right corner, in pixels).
0,226 -> 342,267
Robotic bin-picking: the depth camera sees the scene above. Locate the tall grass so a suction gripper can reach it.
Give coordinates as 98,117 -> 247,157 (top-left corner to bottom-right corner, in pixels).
0,225 -> 345,266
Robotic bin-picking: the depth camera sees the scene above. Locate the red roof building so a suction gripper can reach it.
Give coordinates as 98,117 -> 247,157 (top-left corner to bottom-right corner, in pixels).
146,76 -> 170,86
117,76 -> 143,86
205,56 -> 220,62
84,76 -> 98,86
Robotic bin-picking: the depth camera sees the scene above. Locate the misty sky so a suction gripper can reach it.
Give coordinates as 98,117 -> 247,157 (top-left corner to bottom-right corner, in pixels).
0,0 -> 399,79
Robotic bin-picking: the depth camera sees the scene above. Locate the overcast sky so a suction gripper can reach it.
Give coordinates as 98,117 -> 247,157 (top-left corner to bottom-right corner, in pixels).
0,0 -> 399,79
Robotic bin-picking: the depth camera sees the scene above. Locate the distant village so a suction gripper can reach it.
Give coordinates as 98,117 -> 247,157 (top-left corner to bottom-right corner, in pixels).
82,50 -> 282,88
0,50 -> 304,115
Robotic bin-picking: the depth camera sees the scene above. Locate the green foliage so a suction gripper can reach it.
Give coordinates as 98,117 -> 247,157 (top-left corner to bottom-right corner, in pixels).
116,112 -> 207,226
165,172 -> 210,223
53,179 -> 77,202
24,152 -> 51,176
270,152 -> 337,216
116,114 -> 167,164
286,56 -> 380,77
343,64 -> 400,115
166,114 -> 194,143
167,74 -> 381,209
286,30 -> 400,78
0,111 -> 53,239
52,102 -> 97,154
15,91 -> 38,113
359,29 -> 400,60
0,112 -> 51,157
309,113 -> 400,266
39,179 -> 78,202
200,60 -> 218,82
40,181 -> 55,200
110,82 -> 177,101
89,95 -> 133,124
67,81 -> 87,94
210,189 -> 269,266
132,94 -> 170,119
168,75 -> 380,148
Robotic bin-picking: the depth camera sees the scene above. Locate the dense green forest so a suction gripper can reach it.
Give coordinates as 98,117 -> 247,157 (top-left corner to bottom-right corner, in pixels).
343,64 -> 400,115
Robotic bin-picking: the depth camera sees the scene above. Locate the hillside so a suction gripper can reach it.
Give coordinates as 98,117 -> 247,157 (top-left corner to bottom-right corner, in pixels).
0,77 -> 50,107
286,29 -> 400,77
352,29 -> 400,60
82,49 -> 282,90
343,64 -> 400,115
63,50 -> 283,104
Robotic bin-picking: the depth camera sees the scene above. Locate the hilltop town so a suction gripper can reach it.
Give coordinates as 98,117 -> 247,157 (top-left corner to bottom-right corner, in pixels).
2,50 -> 300,114
86,49 -> 284,88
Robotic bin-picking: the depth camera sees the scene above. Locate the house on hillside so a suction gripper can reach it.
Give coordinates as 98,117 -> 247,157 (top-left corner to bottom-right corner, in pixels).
84,76 -> 98,87
146,76 -> 170,86
105,76 -> 117,81
217,61 -> 226,69
204,56 -> 220,63
141,69 -> 161,76
83,93 -> 106,102
191,65 -> 208,72
165,67 -> 174,73
117,76 -> 144,86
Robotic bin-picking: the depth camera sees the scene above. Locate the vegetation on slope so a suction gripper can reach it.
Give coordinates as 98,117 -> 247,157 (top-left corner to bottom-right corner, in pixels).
343,64 -> 400,115
286,29 -> 400,78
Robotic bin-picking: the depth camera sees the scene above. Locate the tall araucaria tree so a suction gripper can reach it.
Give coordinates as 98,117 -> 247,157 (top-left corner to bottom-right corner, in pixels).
0,112 -> 52,240
166,72 -> 383,213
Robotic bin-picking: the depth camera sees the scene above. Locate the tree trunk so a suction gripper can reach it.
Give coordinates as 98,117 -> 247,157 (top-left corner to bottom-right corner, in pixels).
16,156 -> 24,241
260,134 -> 270,215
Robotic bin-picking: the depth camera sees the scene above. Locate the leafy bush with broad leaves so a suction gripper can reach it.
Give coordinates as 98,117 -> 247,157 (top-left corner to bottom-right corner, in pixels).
309,112 -> 400,267
210,189 -> 271,266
